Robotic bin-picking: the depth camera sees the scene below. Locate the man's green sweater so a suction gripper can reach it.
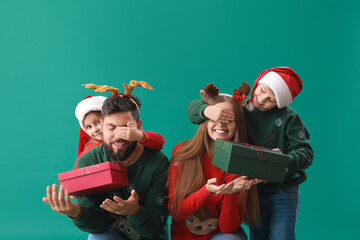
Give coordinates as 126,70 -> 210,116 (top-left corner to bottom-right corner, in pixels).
72,144 -> 169,240
187,99 -> 314,194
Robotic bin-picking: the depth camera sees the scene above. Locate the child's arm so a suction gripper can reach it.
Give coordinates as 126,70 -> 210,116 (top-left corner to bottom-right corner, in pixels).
140,130 -> 165,150
285,114 -> 314,170
187,99 -> 209,124
114,123 -> 165,150
187,99 -> 235,124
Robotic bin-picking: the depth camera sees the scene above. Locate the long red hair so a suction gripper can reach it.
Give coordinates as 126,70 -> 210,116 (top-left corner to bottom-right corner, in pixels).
168,97 -> 259,226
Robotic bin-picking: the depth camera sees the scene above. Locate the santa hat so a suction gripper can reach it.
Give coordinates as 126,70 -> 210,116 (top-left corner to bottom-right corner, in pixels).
75,96 -> 107,132
75,96 -> 106,158
249,67 -> 302,110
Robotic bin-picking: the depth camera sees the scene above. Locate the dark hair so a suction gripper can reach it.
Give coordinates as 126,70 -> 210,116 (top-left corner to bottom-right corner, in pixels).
101,94 -> 142,122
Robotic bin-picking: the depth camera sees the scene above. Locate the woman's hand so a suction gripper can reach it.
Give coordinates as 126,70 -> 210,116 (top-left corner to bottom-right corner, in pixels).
206,176 -> 264,195
206,178 -> 235,194
229,176 -> 264,194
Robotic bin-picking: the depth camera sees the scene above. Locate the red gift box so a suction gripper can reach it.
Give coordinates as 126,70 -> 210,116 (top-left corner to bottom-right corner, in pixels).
58,161 -> 128,197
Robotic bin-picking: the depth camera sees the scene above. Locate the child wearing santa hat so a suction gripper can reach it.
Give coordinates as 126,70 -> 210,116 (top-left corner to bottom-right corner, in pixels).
187,67 -> 314,240
74,95 -> 165,169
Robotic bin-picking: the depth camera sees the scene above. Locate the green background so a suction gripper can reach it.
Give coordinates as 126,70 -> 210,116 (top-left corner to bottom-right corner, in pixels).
0,0 -> 358,239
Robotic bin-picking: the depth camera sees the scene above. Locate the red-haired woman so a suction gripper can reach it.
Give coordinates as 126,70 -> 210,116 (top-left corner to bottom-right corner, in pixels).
168,96 -> 262,240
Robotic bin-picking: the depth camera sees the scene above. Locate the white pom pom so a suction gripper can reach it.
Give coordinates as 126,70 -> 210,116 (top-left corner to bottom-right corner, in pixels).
246,102 -> 255,111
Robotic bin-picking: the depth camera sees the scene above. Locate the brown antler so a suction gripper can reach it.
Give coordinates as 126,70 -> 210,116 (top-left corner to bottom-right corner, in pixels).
232,82 -> 251,106
123,80 -> 153,96
236,82 -> 250,96
200,83 -> 224,105
204,84 -> 219,98
83,84 -> 119,96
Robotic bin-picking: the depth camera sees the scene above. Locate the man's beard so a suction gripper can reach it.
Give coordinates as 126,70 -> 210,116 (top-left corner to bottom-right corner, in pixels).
104,140 -> 137,162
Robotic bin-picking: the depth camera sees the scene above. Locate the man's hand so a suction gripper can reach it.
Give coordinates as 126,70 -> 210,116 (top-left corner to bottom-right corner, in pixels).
100,190 -> 140,216
205,178 -> 235,194
203,105 -> 235,124
42,184 -> 81,218
114,122 -> 145,142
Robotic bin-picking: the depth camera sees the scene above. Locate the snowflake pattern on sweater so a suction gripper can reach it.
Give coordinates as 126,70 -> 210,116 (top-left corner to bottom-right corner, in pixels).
157,196 -> 165,206
298,129 -> 305,139
274,118 -> 283,127
127,183 -> 136,192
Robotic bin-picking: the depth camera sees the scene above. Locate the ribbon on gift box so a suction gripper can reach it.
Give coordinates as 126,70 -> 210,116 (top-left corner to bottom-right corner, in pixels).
239,143 -> 266,160
82,165 -> 100,175
81,162 -> 121,175
219,140 -> 266,160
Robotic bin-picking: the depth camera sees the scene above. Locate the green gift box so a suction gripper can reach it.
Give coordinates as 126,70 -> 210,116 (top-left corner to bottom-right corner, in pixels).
212,139 -> 291,183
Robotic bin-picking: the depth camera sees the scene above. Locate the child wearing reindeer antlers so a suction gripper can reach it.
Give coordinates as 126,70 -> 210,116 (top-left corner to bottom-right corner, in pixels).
187,67 -> 314,240
74,82 -> 165,169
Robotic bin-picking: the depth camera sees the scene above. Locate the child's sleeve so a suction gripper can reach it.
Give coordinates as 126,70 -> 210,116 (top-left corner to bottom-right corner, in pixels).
187,99 -> 209,124
285,114 -> 314,170
140,131 -> 165,150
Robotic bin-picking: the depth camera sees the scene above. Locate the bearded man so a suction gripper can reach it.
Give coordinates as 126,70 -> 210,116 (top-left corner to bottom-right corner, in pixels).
43,95 -> 169,240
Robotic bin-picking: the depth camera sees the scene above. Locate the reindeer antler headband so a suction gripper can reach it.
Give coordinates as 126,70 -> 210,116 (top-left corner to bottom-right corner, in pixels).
82,80 -> 153,112
232,82 -> 250,105
200,82 -> 251,105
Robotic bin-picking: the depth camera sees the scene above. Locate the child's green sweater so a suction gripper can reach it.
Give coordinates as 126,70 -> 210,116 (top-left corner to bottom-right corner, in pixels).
187,100 -> 314,194
72,144 -> 169,239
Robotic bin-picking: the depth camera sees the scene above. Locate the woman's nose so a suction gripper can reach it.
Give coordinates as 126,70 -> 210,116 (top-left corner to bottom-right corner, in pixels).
217,122 -> 226,127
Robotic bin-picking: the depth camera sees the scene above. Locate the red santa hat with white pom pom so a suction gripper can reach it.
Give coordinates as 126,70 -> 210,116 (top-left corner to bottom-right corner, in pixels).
75,96 -> 107,132
247,67 -> 303,111
75,96 -> 106,158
